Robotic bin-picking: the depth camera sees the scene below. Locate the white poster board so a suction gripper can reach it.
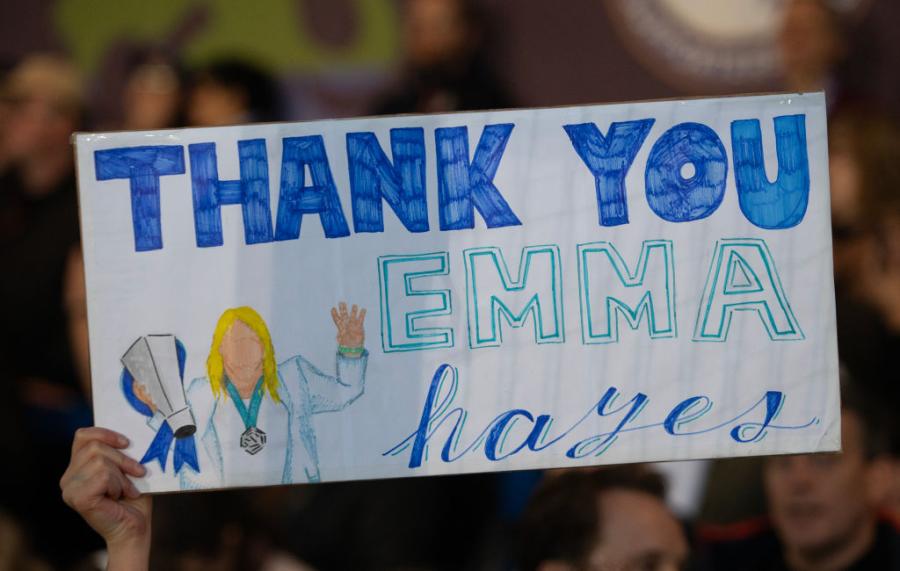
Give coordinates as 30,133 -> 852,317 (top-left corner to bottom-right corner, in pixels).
74,92 -> 839,493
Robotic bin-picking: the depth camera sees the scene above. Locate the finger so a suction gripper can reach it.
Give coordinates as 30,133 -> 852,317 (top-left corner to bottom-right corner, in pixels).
95,459 -> 138,503
70,439 -> 146,479
72,427 -> 129,456
68,456 -> 126,507
339,301 -> 348,319
331,307 -> 341,327
100,458 -> 137,502
64,434 -> 137,490
350,304 -> 358,321
63,455 -> 139,497
358,308 -> 367,325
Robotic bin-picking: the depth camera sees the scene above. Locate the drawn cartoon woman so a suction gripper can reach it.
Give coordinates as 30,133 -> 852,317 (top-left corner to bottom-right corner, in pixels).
180,303 -> 367,489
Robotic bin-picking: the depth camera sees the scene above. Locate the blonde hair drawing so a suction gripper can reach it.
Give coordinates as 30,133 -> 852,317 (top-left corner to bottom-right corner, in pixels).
207,306 -> 281,403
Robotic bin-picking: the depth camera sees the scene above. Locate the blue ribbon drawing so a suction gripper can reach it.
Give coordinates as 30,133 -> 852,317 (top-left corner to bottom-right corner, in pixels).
121,339 -> 200,474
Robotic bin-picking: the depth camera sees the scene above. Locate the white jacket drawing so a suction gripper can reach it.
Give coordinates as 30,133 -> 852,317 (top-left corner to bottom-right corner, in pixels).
179,351 -> 368,489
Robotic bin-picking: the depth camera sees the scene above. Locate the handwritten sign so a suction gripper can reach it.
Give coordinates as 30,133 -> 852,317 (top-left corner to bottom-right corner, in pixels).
74,93 -> 839,493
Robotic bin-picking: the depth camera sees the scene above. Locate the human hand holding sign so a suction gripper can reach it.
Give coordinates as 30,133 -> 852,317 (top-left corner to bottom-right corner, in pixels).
61,427 -> 151,570
331,302 -> 366,358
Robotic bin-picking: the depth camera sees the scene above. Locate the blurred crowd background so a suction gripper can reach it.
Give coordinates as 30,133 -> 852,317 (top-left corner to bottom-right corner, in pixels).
1,0 -> 899,569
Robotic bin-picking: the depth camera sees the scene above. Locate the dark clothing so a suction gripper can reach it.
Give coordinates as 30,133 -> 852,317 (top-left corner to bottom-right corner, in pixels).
0,168 -> 81,395
834,290 -> 900,452
698,456 -> 767,525
278,475 -> 502,571
698,517 -> 900,570
0,167 -> 99,568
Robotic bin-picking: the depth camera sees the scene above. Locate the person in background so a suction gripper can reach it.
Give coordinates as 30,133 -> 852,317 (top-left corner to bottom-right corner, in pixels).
185,58 -> 282,127
371,0 -> 513,115
887,457 -> 900,524
777,0 -> 848,110
841,117 -> 900,338
698,374 -> 899,570
829,109 -> 900,291
827,109 -> 900,454
517,466 -> 689,571
0,65 -> 12,172
0,511 -> 48,571
828,109 -> 900,517
120,49 -> 185,131
0,53 -> 100,568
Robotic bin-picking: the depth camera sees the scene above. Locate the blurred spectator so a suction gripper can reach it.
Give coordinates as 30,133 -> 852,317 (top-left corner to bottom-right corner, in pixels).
827,109 -> 900,446
850,179 -> 900,338
0,54 -> 82,199
698,373 -> 899,570
0,511 -> 49,571
692,457 -> 767,526
186,58 -> 282,126
0,53 -> 98,568
887,458 -> 900,523
778,0 -> 847,108
517,465 -> 689,571
0,65 -> 12,171
829,109 -> 900,288
151,491 -> 312,571
280,475 -> 500,571
653,460 -> 712,521
121,49 -> 185,130
371,0 -> 513,115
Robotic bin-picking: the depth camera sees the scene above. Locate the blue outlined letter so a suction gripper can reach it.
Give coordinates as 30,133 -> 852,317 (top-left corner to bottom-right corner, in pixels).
730,391 -> 786,443
464,245 -> 564,349
577,240 -> 676,344
645,122 -> 728,223
566,388 -> 649,458
436,124 -> 522,230
274,135 -> 351,240
188,140 -> 274,247
732,114 -> 810,229
563,119 -> 655,227
94,145 -> 186,251
406,364 -> 466,469
694,239 -> 803,341
347,128 -> 428,233
378,252 -> 454,352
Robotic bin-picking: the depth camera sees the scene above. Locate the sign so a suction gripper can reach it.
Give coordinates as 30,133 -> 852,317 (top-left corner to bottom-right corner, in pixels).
74,93 -> 839,493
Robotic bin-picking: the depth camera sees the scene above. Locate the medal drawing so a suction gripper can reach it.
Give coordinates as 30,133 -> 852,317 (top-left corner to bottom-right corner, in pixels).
223,376 -> 268,455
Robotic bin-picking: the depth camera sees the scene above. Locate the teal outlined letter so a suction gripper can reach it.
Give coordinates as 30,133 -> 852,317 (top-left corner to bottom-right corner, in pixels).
379,252 -> 454,352
577,240 -> 676,344
464,245 -> 564,349
693,239 -> 803,341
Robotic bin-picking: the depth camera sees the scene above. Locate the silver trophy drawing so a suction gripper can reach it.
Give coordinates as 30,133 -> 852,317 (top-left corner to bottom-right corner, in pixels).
121,334 -> 196,438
